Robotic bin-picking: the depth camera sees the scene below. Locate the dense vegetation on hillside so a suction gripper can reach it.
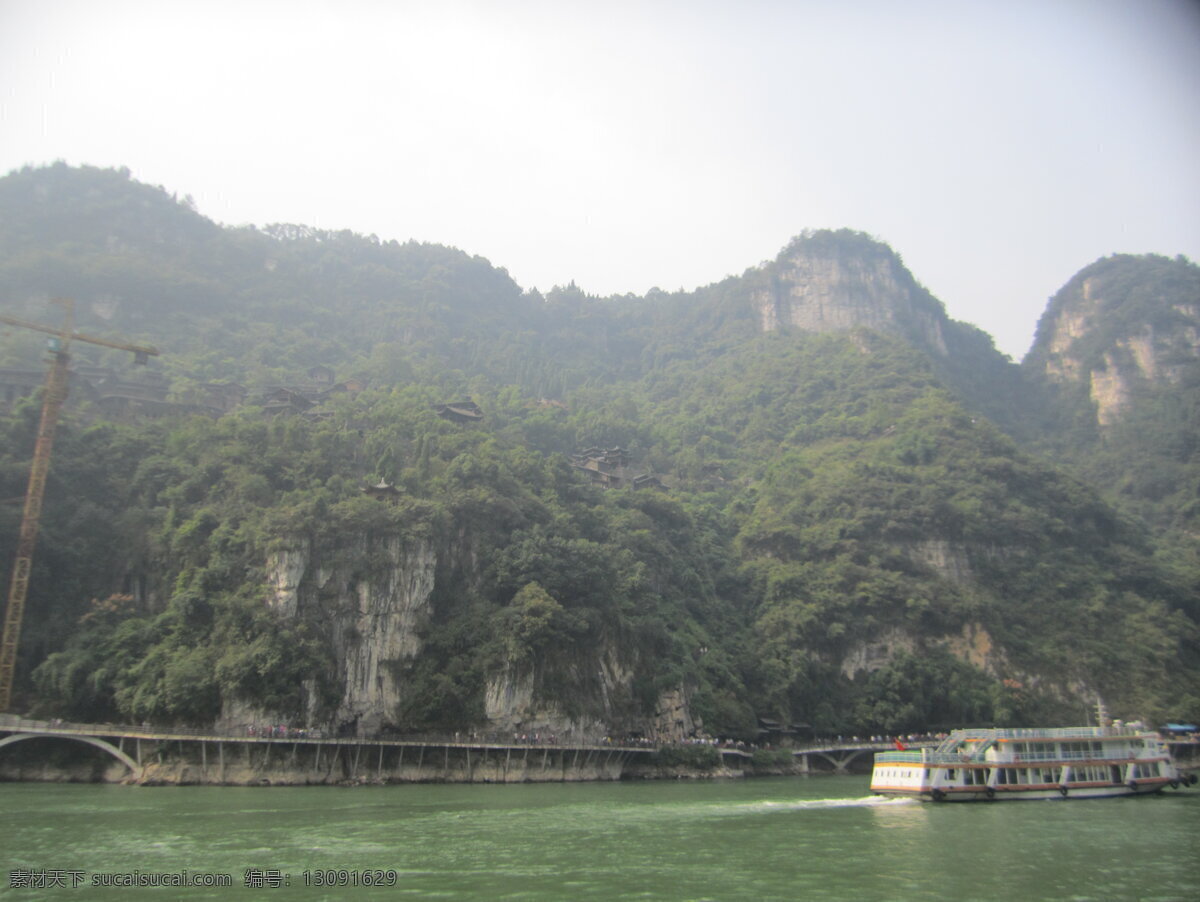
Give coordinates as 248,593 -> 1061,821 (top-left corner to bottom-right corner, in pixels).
1024,254 -> 1200,566
2,164 -> 1197,736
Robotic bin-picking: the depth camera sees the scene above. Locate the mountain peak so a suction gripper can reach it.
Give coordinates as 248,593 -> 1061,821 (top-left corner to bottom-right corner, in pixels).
1024,253 -> 1200,426
749,229 -> 952,355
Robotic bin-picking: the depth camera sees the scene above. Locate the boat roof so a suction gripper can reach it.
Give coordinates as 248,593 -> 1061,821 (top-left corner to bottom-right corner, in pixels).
943,726 -> 1149,743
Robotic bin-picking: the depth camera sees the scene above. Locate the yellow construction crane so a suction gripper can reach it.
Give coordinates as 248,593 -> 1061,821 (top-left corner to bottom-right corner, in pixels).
0,299 -> 159,712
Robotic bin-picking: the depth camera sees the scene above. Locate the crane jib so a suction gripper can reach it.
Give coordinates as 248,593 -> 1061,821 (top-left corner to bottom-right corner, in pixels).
0,299 -> 160,712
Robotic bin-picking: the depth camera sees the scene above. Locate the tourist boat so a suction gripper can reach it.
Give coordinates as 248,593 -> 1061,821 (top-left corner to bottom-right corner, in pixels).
870,724 -> 1196,801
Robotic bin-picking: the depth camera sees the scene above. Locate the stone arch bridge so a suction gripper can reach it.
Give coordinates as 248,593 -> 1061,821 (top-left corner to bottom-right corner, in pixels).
0,717 -> 148,779
0,730 -> 141,775
790,739 -> 939,774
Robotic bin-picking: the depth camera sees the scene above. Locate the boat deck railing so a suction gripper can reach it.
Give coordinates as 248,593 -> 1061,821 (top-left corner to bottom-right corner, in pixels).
940,726 -> 1136,744
876,745 -> 1158,766
875,751 -> 926,764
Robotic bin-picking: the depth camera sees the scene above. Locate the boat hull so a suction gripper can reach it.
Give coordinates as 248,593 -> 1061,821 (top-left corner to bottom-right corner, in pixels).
875,778 -> 1178,802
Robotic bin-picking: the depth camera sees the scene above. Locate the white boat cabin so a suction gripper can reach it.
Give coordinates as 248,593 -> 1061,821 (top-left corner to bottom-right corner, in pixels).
871,726 -> 1187,801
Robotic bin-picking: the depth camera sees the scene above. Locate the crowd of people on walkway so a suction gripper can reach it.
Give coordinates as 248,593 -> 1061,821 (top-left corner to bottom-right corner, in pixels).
15,712 -> 956,753
245,724 -> 323,739
236,723 -> 949,750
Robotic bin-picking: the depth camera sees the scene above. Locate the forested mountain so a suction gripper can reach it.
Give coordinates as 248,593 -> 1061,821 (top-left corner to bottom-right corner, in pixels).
1,163 -> 1196,739
1023,254 -> 1200,563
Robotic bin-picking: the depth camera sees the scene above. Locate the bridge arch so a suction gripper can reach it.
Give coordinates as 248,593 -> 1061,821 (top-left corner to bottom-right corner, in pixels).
798,748 -> 871,775
0,732 -> 141,775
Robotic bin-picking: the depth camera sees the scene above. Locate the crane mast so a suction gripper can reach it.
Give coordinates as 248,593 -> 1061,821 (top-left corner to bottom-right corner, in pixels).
0,299 -> 159,711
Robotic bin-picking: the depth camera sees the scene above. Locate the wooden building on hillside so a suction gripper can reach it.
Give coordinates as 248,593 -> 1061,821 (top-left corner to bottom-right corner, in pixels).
261,387 -> 315,417
434,400 -> 484,423
363,480 -> 403,503
570,447 -> 665,491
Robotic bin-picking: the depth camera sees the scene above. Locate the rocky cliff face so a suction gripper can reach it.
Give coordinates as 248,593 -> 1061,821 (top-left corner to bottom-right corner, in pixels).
1026,255 -> 1200,426
259,535 -> 697,742
264,535 -> 437,736
482,645 -> 698,743
750,231 -> 951,355
838,623 -> 1003,680
836,539 -> 1013,684
483,663 -> 609,742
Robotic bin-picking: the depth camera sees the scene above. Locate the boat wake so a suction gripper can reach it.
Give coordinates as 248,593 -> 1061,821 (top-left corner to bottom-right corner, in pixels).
743,795 -> 917,812
644,795 -> 918,822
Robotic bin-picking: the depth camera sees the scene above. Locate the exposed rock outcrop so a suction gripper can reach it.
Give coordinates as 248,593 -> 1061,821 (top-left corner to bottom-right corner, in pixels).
649,687 -> 702,742
839,627 -> 917,678
483,647 -> 666,743
750,231 -> 951,356
1026,255 -> 1200,427
265,536 -> 437,736
839,623 -> 1004,679
906,539 -> 973,584
262,538 -> 696,742
483,665 -> 598,740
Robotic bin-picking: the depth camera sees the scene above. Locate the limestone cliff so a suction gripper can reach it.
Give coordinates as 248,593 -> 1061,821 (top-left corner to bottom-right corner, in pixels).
261,535 -> 437,736
749,230 -> 952,355
839,623 -> 1003,680
483,663 -> 609,742
482,645 -> 694,743
255,535 -> 697,743
1025,254 -> 1200,427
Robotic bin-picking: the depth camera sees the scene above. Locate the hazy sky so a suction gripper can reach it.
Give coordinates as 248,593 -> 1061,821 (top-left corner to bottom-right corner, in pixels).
2,0 -> 1198,359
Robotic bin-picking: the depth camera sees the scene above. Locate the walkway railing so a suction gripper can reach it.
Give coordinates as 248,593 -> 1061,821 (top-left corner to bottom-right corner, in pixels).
18,715 -> 1114,761
0,715 -> 769,757
0,715 -> 662,753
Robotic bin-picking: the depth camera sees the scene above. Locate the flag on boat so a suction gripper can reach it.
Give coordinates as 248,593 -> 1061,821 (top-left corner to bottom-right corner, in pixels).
894,739 -> 907,750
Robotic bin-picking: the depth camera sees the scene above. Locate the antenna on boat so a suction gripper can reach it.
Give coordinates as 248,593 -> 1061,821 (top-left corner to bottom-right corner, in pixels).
1095,698 -> 1111,729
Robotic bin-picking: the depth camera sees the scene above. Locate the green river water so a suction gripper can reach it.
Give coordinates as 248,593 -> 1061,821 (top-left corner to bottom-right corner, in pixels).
1,777 -> 1196,901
